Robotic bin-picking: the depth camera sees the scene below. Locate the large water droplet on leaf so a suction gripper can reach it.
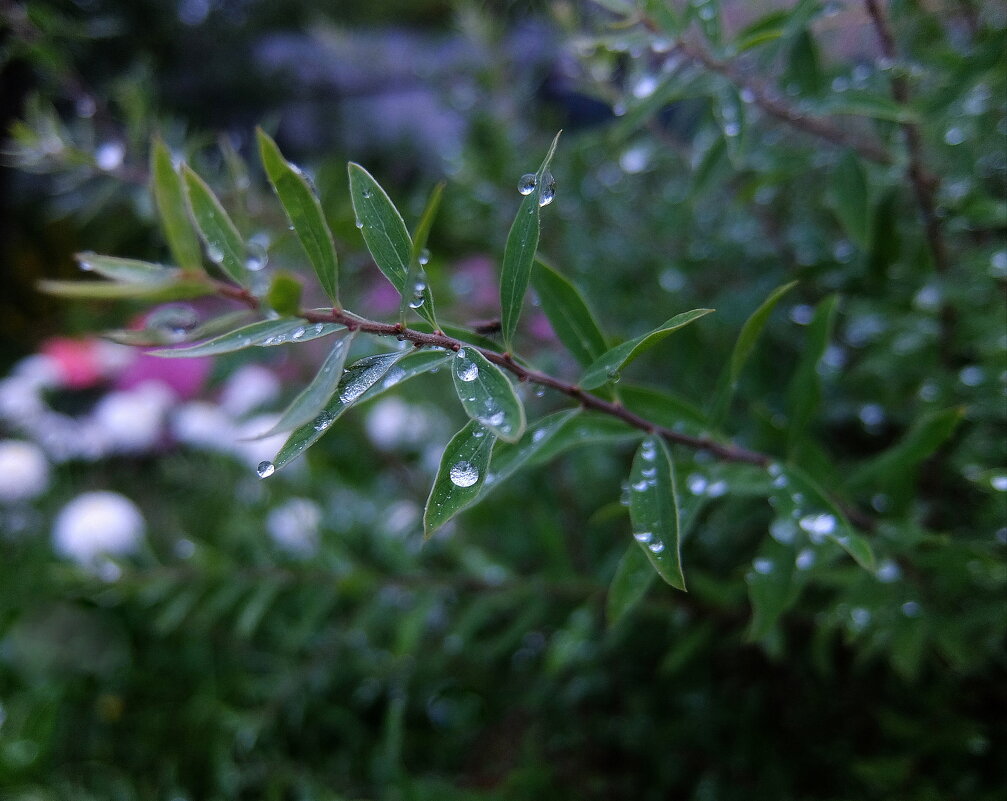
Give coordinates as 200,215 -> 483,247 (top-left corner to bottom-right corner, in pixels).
449,460 -> 479,488
517,173 -> 537,196
257,460 -> 275,478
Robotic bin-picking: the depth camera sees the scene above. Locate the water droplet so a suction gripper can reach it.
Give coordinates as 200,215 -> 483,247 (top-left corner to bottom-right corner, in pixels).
723,121 -> 741,137
206,244 -> 225,264
533,385 -> 546,398
944,126 -> 966,146
799,513 -> 836,541
362,188 -> 372,199
991,474 -> 1007,492
313,411 -> 334,431
606,369 -> 621,384
538,171 -> 556,207
631,479 -> 649,492
849,607 -> 871,630
958,365 -> 985,387
517,173 -> 537,195
647,540 -> 665,554
769,519 -> 797,545
687,474 -> 708,495
79,260 -> 94,272
257,460 -> 275,478
633,530 -> 653,544
772,474 -> 789,489
875,559 -> 901,583
312,323 -> 324,334
484,411 -> 505,427
631,73 -> 659,99
901,601 -> 921,618
147,304 -> 199,341
795,548 -> 816,570
245,241 -> 268,272
706,479 -> 728,497
418,248 -> 430,266
455,351 -> 479,382
532,428 -> 547,443
740,87 -> 756,104
858,403 -> 885,430
95,141 -> 125,171
640,440 -> 657,461
355,218 -> 364,229
449,460 -> 479,487
753,557 -> 774,575
641,466 -> 657,479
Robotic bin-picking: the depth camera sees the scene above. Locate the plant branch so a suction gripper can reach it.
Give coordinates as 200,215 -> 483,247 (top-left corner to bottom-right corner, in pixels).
668,33 -> 894,165
209,279 -> 770,467
863,0 -> 950,275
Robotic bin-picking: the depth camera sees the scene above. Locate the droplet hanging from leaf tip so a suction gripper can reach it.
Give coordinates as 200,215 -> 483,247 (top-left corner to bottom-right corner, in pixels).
257,460 -> 275,478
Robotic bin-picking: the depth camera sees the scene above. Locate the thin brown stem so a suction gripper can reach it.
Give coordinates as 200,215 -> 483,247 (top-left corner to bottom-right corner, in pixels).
863,0 -> 950,275
670,35 -> 893,165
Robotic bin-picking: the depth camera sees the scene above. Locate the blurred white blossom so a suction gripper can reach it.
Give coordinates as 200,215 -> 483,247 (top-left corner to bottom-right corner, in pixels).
266,497 -> 322,556
218,364 -> 281,418
365,397 -> 433,450
91,382 -> 175,453
52,491 -> 145,568
0,440 -> 51,504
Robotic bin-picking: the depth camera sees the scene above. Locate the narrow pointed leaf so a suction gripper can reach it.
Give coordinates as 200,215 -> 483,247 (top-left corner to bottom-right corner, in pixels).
37,279 -> 210,301
710,281 -> 797,423
400,181 -> 444,327
746,538 -> 799,640
500,131 -> 561,350
607,544 -> 658,626
829,152 -> 870,247
451,346 -> 526,443
269,348 -> 443,473
787,295 -> 839,452
257,128 -> 339,302
847,407 -> 964,495
182,164 -> 247,284
628,437 -> 686,590
250,332 -> 356,437
526,413 -> 638,466
150,318 -> 344,358
783,463 -> 875,571
151,139 -> 203,272
482,409 -> 580,491
580,308 -> 714,390
73,253 -> 179,283
531,258 -> 607,367
347,163 -> 409,288
424,421 -> 496,538
102,310 -> 252,347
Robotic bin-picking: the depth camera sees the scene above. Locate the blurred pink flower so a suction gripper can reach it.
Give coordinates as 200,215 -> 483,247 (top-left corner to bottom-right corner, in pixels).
41,338 -> 110,389
117,352 -> 211,401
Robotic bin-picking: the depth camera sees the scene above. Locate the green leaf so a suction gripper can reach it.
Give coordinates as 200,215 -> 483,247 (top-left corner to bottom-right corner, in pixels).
629,437 -> 685,590
786,28 -> 824,96
732,9 -> 788,53
422,409 -> 581,530
819,92 -> 920,124
74,253 -> 180,283
580,308 -> 714,391
847,408 -> 964,496
829,151 -> 871,247
37,279 -> 210,301
782,464 -> 875,571
531,259 -> 607,367
257,128 -> 340,303
710,281 -> 797,424
746,538 -> 799,640
270,349 -> 446,472
182,165 -> 247,284
347,162 -> 443,326
150,139 -> 203,272
400,181 -> 444,328
607,544 -> 658,626
249,332 -> 356,437
525,413 -> 638,467
150,318 -> 344,358
500,131 -> 562,350
102,310 -> 253,347
619,385 -> 708,435
787,295 -> 839,453
451,346 -> 526,443
423,421 -> 497,538
265,271 -> 303,317
867,189 -> 901,281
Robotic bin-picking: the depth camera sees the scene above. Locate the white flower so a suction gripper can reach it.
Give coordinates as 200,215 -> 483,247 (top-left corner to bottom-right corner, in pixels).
171,401 -> 236,451
218,364 -> 280,418
52,491 -> 145,567
0,440 -> 51,504
364,397 -> 432,450
91,382 -> 174,453
0,376 -> 46,424
266,497 -> 321,557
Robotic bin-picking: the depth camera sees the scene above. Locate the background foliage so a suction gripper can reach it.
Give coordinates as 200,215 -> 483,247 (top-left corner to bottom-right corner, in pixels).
1,1 -> 1005,799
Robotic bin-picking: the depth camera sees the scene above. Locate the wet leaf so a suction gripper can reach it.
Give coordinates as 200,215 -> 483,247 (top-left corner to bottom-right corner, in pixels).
182,165 -> 247,284
531,258 -> 607,368
424,420 -> 496,538
628,436 -> 686,590
150,318 -> 344,358
580,308 -> 714,390
150,138 -> 203,272
451,347 -> 526,443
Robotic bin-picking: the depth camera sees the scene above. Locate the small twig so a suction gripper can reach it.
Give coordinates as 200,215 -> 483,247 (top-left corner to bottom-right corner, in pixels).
670,35 -> 894,165
863,0 -> 950,276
